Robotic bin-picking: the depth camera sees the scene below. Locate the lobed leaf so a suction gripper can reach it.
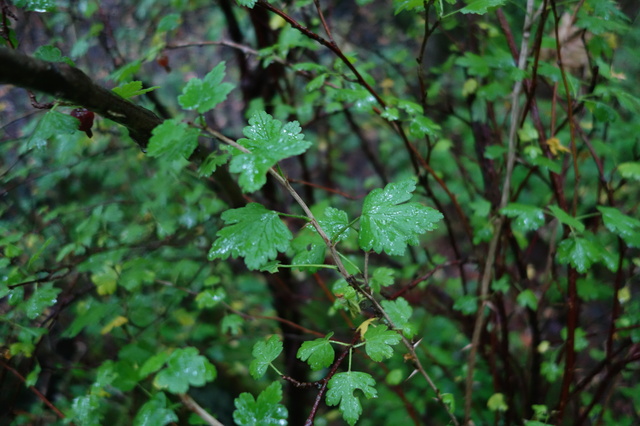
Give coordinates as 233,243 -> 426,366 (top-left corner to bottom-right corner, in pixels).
208,203 -> 292,270
249,335 -> 283,379
359,179 -> 442,255
297,332 -> 335,371
326,371 -> 377,425
178,62 -> 234,114
147,119 -> 200,160
363,325 -> 401,362
153,347 -> 216,394
233,381 -> 288,426
229,111 -> 311,193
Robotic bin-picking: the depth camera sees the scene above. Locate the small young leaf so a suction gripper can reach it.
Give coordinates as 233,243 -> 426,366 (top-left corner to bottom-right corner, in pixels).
236,0 -> 258,8
195,288 -> 226,309
154,347 -> 216,394
487,392 -> 508,412
208,203 -> 292,270
112,81 -> 159,99
501,203 -> 546,232
516,289 -> 538,311
147,119 -> 200,160
197,151 -> 229,177
363,325 -> 401,362
453,294 -> 478,315
359,179 -> 443,255
178,62 -> 235,114
133,392 -> 177,426
249,335 -> 283,379
326,371 -> 377,426
297,332 -> 335,370
221,314 -> 244,335
548,205 -> 585,233
369,267 -> 394,293
34,45 -> 74,65
380,297 -> 415,337
617,162 -> 640,181
233,381 -> 288,426
229,111 -> 311,193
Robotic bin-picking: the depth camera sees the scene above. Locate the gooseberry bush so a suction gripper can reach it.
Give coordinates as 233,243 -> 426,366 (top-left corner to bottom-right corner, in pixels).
1,0 -> 639,425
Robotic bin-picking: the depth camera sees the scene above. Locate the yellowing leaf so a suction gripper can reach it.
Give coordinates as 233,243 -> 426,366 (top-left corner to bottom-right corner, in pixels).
101,316 -> 128,335
546,137 -> 570,156
356,318 -> 377,339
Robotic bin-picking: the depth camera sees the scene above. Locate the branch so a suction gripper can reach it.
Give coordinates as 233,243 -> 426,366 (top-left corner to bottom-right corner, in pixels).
0,47 -> 162,147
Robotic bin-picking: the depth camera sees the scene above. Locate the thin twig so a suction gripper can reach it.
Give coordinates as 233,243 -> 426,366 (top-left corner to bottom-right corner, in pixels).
179,394 -> 226,426
464,0 -> 535,421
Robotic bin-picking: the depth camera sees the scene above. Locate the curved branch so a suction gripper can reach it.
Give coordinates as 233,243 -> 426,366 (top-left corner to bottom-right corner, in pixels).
0,47 -> 162,147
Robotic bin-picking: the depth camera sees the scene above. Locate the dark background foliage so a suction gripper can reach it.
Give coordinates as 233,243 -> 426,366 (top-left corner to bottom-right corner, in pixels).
1,0 -> 639,425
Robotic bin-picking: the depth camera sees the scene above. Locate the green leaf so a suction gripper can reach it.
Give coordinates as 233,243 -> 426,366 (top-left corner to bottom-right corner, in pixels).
25,362 -> 41,387
112,81 -> 159,99
195,288 -> 226,309
133,392 -> 177,426
28,110 -> 78,149
409,115 -> 441,137
25,284 -> 61,319
359,179 -> 443,255
157,13 -> 181,32
34,45 -> 74,65
516,289 -> 538,311
233,381 -> 288,426
319,207 -> 352,242
26,236 -> 53,271
453,294 -> 478,315
598,206 -> 640,247
208,203 -> 293,270
69,394 -> 102,425
178,62 -> 234,114
487,392 -> 508,412
556,236 -> 602,273
221,314 -> 244,335
236,0 -> 258,8
380,297 -> 415,337
139,351 -> 170,378
291,228 -> 326,271
501,203 -> 546,232
618,162 -> 640,181
297,333 -> 335,371
326,371 -> 377,426
14,0 -> 57,12
147,119 -> 200,160
229,111 -> 311,193
460,0 -> 507,15
393,0 -> 425,15
249,335 -> 283,379
369,267 -> 394,293
548,205 -> 585,233
154,347 -> 216,394
363,325 -> 401,362
197,151 -> 230,177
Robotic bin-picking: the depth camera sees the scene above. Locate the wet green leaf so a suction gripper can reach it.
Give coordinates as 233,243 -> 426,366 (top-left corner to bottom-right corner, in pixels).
326,371 -> 377,425
359,179 -> 443,255
209,203 -> 292,270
